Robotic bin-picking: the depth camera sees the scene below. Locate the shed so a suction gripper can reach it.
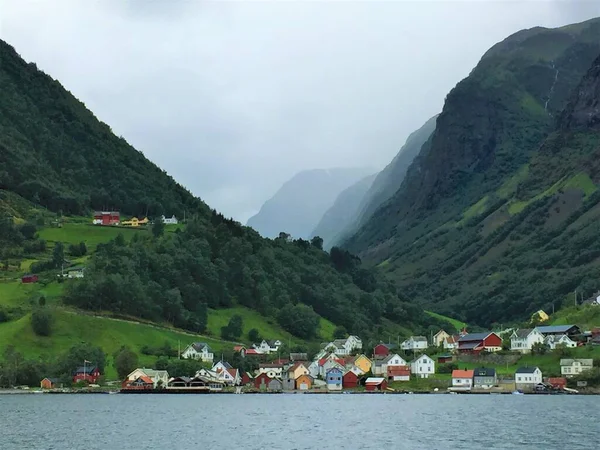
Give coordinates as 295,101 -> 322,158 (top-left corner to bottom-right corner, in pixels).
296,374 -> 313,390
548,377 -> 567,390
343,371 -> 359,388
267,378 -> 283,392
365,377 -> 388,391
254,372 -> 272,390
40,377 -> 61,389
437,354 -> 454,364
22,274 -> 39,284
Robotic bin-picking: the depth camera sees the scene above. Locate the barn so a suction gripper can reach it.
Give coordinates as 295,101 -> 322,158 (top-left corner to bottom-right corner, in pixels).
343,371 -> 359,388
365,377 -> 388,391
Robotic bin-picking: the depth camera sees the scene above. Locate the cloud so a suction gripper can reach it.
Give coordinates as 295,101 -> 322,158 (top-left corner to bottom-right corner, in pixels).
1,0 -> 598,220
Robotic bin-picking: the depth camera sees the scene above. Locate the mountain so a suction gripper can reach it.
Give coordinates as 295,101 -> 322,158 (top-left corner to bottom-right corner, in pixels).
310,173 -> 377,250
246,168 -> 373,239
0,39 -> 447,351
343,18 -> 600,327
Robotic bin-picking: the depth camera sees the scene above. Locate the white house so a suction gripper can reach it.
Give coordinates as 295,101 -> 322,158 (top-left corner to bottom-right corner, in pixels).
443,335 -> 459,352
401,336 -> 428,352
515,367 -> 543,388
382,354 -> 407,374
307,360 -> 320,379
319,359 -> 345,378
432,330 -> 450,347
510,328 -> 544,353
161,215 -> 178,225
181,342 -> 214,363
252,340 -> 282,354
451,369 -> 473,390
324,336 -> 363,356
127,368 -> 169,388
257,363 -> 284,378
410,354 -> 435,378
546,334 -> 577,350
560,359 -> 593,377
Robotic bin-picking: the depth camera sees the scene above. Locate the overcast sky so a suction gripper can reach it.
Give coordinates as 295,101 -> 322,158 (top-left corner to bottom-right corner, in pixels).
1,1 -> 599,222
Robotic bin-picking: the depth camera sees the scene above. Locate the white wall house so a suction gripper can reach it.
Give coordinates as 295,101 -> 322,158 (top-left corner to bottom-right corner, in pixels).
382,354 -> 407,374
443,335 -> 459,352
410,354 -> 435,378
181,342 -> 214,363
433,330 -> 450,347
161,215 -> 178,225
324,336 -> 363,356
546,334 -> 577,350
515,367 -> 543,386
510,328 -> 545,353
307,360 -> 320,379
401,336 -> 428,351
252,340 -> 282,354
127,368 -> 169,388
451,370 -> 473,390
561,359 -> 593,377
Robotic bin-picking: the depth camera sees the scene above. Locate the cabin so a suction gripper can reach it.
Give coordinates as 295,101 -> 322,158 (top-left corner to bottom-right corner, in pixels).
451,369 -> 474,390
326,367 -> 344,391
73,366 -> 101,384
365,377 -> 388,391
92,211 -> 120,226
40,377 -> 61,389
472,368 -> 496,389
254,373 -> 272,390
547,377 -> 567,390
21,274 -> 38,284
343,371 -> 359,389
458,332 -> 502,354
373,343 -> 396,357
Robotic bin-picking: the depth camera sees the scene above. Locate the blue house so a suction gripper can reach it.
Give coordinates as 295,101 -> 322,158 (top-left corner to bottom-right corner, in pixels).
326,367 -> 343,391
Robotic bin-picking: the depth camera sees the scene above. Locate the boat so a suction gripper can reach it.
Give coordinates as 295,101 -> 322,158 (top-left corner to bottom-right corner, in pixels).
512,391 -> 524,395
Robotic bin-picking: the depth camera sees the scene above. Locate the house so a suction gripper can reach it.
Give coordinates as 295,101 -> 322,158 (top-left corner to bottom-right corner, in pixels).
252,339 -> 281,354
240,370 -> 253,385
126,368 -> 169,388
258,363 -> 284,379
212,360 -> 232,373
245,349 -> 261,357
348,354 -> 372,374
546,334 -> 577,350
181,342 -> 214,363
515,367 -> 543,391
443,335 -> 459,352
548,377 -> 567,390
410,354 -> 435,378
531,310 -> 549,323
382,354 -> 407,374
268,378 -> 283,392
560,359 -> 593,377
122,376 -> 154,391
373,343 -> 396,357
326,367 -> 343,391
472,368 -> 497,389
161,215 -> 179,225
65,266 -> 85,279
121,217 -> 141,227
73,366 -> 101,384
168,377 -> 191,388
254,373 -> 272,390
401,336 -> 428,351
324,336 -> 363,356
319,358 -> 345,378
233,345 -> 247,357
21,274 -> 38,284
437,354 -> 454,364
296,374 -> 313,390
510,328 -> 544,353
40,378 -> 61,389
287,362 -> 309,380
92,211 -> 120,226
433,330 -> 450,347
458,332 -> 502,354
387,365 -> 411,381
308,360 -> 320,379
220,368 -> 240,386
451,369 -> 474,390
365,377 -> 388,391
536,325 -> 581,337
343,371 -> 359,388
290,353 -> 308,362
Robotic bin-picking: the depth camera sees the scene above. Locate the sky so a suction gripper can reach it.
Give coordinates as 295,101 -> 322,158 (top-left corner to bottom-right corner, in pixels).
1,1 -> 599,222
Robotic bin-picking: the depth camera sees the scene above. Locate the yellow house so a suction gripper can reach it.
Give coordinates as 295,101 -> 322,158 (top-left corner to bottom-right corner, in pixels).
138,217 -> 149,225
288,362 -> 309,380
531,310 -> 549,323
350,354 -> 372,374
122,217 -> 139,227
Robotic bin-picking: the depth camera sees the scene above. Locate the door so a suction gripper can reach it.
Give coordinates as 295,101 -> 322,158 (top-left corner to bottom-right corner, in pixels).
300,382 -> 308,390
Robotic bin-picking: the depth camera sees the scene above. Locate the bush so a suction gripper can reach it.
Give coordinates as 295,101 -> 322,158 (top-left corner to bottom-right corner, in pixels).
68,242 -> 87,257
31,307 -> 53,336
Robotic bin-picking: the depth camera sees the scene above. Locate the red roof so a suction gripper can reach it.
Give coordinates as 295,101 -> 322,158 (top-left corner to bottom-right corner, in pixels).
245,349 -> 260,355
387,366 -> 410,376
233,345 -> 245,351
452,369 -> 474,378
139,375 -> 153,384
227,368 -> 238,378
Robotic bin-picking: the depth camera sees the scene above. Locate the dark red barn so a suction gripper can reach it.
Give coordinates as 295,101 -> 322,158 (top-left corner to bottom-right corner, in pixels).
343,371 -> 359,388
365,378 -> 388,391
21,274 -> 38,284
373,343 -> 396,357
458,332 -> 502,354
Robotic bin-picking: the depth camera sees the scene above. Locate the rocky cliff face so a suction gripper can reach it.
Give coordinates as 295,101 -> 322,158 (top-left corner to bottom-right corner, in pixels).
561,53 -> 600,130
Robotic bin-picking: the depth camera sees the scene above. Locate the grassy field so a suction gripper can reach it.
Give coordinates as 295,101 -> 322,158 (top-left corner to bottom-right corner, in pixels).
0,309 -> 234,379
0,280 -> 64,308
207,306 -> 335,345
38,223 -> 143,249
549,304 -> 600,330
425,311 -> 467,332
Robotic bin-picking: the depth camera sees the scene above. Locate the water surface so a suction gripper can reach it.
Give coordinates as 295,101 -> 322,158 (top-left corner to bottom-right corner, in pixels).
1,394 -> 597,449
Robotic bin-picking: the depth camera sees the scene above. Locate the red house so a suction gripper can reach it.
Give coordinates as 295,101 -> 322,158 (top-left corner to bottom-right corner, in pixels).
73,366 -> 101,384
253,372 -> 273,390
21,274 -> 39,284
343,371 -> 359,388
365,377 -> 388,391
240,370 -> 253,386
458,332 -> 502,354
92,211 -> 120,226
373,343 -> 396,357
548,377 -> 567,390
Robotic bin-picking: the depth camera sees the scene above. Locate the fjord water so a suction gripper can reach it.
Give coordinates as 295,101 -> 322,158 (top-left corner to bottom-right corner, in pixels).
1,394 -> 597,449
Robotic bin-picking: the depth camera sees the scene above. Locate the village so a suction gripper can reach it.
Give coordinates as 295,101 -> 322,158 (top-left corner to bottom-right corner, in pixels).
36,321 -> 600,395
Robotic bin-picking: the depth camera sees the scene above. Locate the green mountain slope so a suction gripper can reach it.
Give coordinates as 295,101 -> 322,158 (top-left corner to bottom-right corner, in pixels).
343,18 -> 600,327
0,39 -> 446,353
310,172 -> 377,250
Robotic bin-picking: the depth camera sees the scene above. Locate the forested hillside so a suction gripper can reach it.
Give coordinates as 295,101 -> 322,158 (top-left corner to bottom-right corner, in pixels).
0,40 -> 206,218
0,39 -> 445,346
343,18 -> 600,327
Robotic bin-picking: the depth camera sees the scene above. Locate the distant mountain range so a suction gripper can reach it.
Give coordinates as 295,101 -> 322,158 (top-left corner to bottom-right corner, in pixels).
246,167 -> 373,239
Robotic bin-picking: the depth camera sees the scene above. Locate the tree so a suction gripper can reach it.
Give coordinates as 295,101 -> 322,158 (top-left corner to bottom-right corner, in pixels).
221,314 -> 243,340
114,346 -> 139,379
56,344 -> 106,376
333,326 -> 347,339
531,342 -> 549,355
248,328 -> 262,343
52,242 -> 65,268
310,236 -> 323,250
68,241 -> 87,257
31,307 -> 53,336
18,222 -> 37,240
278,304 -> 320,339
152,219 -> 165,238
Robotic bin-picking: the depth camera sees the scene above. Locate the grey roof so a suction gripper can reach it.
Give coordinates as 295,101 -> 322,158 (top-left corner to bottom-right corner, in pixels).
290,353 -> 308,361
191,342 -> 212,352
514,328 -> 533,338
473,368 -> 496,377
515,367 -> 539,374
560,359 -> 593,366
383,354 -> 403,364
333,339 -> 348,347
459,332 -> 493,342
74,366 -> 97,374
536,325 -> 579,334
412,336 -> 428,342
458,341 -> 482,350
43,377 -> 60,383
